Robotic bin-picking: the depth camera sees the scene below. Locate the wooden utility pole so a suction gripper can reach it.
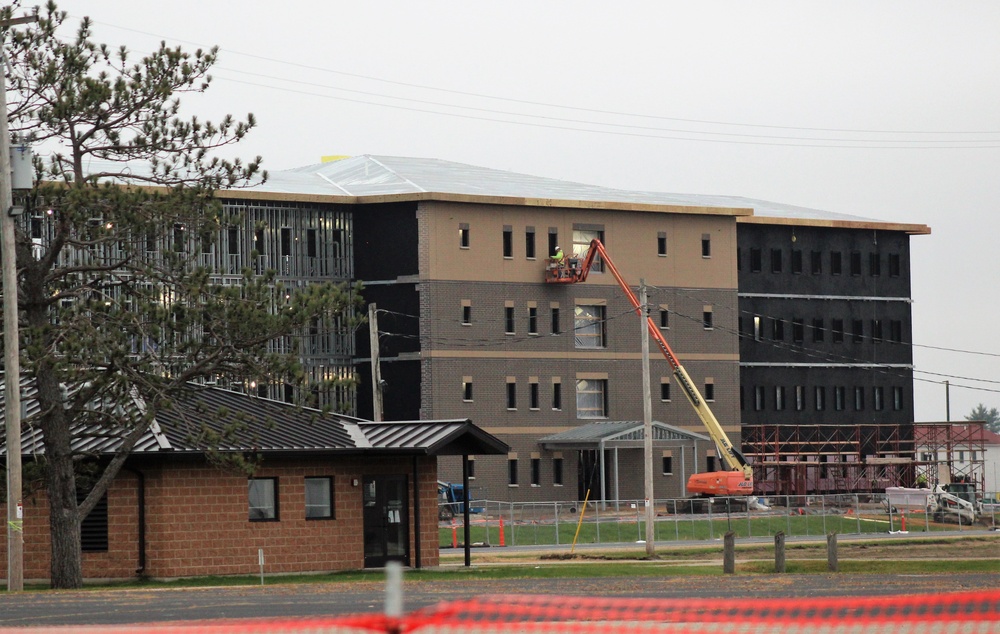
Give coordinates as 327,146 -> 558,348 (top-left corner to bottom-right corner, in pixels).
2,9 -> 38,593
368,303 -> 384,421
640,280 -> 655,556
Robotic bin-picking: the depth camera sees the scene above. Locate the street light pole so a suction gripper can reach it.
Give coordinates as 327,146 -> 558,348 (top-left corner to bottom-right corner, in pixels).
2,10 -> 38,592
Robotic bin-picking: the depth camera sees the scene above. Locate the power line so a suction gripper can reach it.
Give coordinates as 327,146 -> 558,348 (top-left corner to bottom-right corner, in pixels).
63,16 -> 1000,149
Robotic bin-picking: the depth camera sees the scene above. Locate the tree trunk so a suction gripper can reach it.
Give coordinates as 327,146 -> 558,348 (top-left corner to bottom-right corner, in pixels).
35,364 -> 83,589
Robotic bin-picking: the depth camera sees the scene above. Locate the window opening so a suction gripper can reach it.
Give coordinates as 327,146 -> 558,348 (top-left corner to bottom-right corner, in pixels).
305,477 -> 333,519
576,379 -> 608,419
459,223 -> 470,248
249,478 -> 278,521
502,226 -> 513,258
574,304 -> 607,348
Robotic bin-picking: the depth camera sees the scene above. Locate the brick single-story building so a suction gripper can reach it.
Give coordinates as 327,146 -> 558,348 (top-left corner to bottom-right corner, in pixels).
1,385 -> 506,582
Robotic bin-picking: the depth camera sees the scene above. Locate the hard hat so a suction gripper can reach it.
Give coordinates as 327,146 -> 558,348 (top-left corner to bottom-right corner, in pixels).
555,246 -> 561,250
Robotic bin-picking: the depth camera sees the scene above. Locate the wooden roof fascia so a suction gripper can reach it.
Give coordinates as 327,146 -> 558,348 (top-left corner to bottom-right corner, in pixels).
737,214 -> 932,236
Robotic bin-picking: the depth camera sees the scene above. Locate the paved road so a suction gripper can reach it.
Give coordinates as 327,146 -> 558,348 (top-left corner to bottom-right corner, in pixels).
1,572 -> 998,628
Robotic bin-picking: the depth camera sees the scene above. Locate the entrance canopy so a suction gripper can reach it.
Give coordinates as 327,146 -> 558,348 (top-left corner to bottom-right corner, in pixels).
540,420 -> 709,449
540,421 -> 710,501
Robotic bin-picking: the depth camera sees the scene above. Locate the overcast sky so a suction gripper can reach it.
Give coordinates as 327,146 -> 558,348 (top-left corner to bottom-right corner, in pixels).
43,1 -> 1000,422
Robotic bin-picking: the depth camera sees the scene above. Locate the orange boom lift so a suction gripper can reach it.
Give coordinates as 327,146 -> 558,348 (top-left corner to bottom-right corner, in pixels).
546,239 -> 753,496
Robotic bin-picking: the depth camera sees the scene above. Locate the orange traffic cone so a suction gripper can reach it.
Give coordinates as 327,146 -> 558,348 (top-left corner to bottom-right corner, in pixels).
499,516 -> 506,547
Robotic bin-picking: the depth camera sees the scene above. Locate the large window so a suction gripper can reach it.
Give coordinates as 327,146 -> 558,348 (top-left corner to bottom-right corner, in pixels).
249,478 -> 278,521
305,477 -> 333,519
576,379 -> 608,419
573,226 -> 604,272
574,304 -> 607,348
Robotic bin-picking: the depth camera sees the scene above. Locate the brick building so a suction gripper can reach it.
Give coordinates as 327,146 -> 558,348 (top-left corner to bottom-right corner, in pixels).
0,385 -> 505,582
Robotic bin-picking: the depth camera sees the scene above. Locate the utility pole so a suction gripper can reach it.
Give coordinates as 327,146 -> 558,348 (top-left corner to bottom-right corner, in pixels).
640,280 -> 654,557
368,303 -> 384,421
2,9 -> 38,593
944,380 -> 951,422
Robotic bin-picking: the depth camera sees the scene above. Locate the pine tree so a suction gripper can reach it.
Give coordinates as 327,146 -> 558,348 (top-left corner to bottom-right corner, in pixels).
2,2 -> 359,588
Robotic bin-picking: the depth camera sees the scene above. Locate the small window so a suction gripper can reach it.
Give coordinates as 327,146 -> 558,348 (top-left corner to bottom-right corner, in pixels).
706,455 -> 717,473
704,381 -> 715,402
835,386 -> 845,411
850,251 -> 862,276
459,223 -> 471,248
754,386 -> 765,411
307,228 -> 318,258
660,381 -> 671,402
530,457 -> 541,486
815,386 -> 826,411
657,232 -> 667,256
280,227 -> 292,257
852,320 -> 864,343
703,308 -> 713,330
575,305 -> 607,348
530,381 -> 540,410
551,306 -> 561,335
659,307 -> 669,329
812,318 -> 824,342
505,306 -> 515,334
893,386 -> 904,411
249,478 -> 278,521
576,378 -> 608,419
888,253 -> 901,277
770,248 -> 782,273
795,386 -> 805,411
462,304 -> 472,325
775,386 -> 785,411
831,251 -> 842,275
528,306 -> 538,335
508,457 -> 518,486
871,319 -> 883,343
792,318 -> 804,343
173,223 -> 186,253
772,318 -> 784,341
810,250 -> 822,275
791,249 -> 802,274
874,386 -> 884,411
854,387 -> 864,411
553,456 -> 564,485
468,458 -> 476,479
662,455 -> 673,475
869,252 -> 881,277
701,234 -> 711,257
506,381 -> 517,410
502,226 -> 513,258
889,320 -> 903,344
750,248 -> 762,272
548,229 -> 558,257
227,227 -> 240,255
305,477 -> 333,520
525,227 -> 536,259
832,319 -> 844,343
552,381 -> 562,410
463,379 -> 473,402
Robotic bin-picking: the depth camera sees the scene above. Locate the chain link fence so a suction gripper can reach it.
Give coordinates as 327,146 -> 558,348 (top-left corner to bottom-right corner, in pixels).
439,493 -> 998,548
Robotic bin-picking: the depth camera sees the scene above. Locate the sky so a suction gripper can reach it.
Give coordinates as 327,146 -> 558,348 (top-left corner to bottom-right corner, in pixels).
30,1 -> 1000,423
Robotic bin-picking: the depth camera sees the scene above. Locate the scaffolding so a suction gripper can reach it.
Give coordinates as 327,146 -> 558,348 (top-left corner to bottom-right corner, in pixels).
912,422 -> 988,491
743,422 -> 915,495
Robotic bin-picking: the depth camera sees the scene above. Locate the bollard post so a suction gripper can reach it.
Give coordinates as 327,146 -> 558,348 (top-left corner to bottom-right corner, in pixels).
499,515 -> 506,547
827,532 -> 838,572
451,525 -> 457,549
774,531 -> 786,573
723,531 -> 736,574
385,561 -> 403,622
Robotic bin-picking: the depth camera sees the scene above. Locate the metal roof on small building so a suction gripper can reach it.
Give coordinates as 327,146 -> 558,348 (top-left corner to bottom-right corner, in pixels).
540,420 -> 709,449
0,382 -> 507,458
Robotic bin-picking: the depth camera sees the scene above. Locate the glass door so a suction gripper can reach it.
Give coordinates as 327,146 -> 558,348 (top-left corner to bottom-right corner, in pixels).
362,475 -> 410,568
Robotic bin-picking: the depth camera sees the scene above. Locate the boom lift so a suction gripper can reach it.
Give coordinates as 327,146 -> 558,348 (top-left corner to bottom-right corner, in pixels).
546,239 -> 754,496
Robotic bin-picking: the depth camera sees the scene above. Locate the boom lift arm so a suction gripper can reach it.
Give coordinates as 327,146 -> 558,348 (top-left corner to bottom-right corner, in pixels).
546,239 -> 753,495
